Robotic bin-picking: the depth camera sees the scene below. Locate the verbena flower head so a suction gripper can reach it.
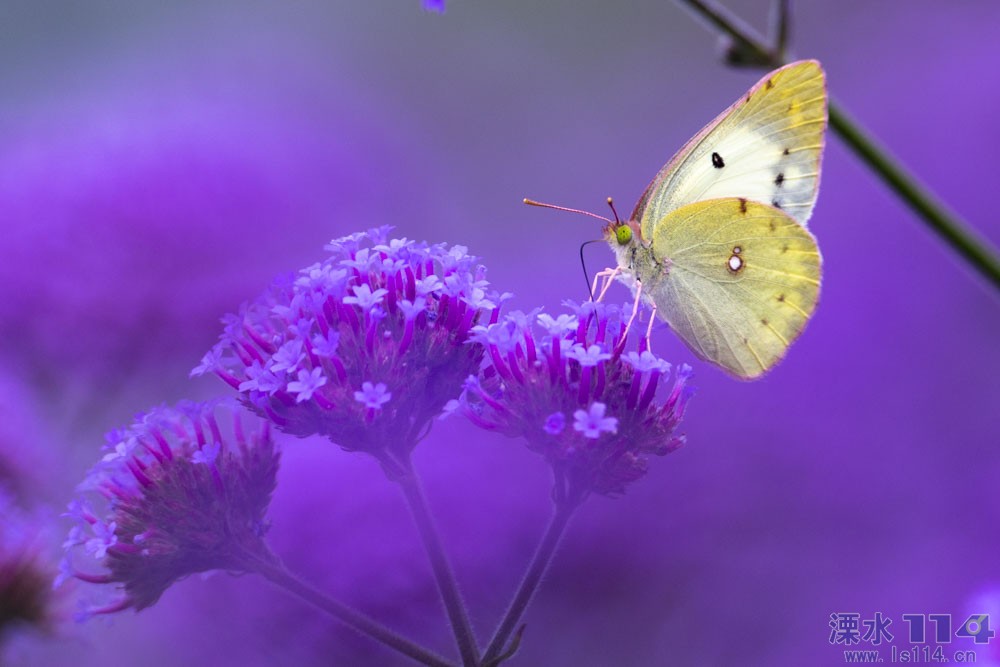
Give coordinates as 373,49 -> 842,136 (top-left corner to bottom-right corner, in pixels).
61,400 -> 278,616
193,227 -> 496,470
1,488 -> 56,640
460,301 -> 693,501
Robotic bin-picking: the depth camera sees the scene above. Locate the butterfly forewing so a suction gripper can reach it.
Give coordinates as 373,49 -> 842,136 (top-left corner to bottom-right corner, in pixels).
634,60 -> 827,240
647,198 -> 821,379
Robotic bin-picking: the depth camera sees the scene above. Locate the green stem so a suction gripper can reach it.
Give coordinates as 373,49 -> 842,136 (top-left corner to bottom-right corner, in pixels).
828,104 -> 1000,287
395,461 -> 481,667
678,0 -> 772,63
248,552 -> 456,667
675,0 -> 1000,290
481,502 -> 577,665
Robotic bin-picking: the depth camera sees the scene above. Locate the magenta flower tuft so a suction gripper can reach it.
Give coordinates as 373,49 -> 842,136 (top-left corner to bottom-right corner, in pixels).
61,401 -> 279,616
193,228 -> 497,469
460,301 -> 693,499
1,489 -> 57,639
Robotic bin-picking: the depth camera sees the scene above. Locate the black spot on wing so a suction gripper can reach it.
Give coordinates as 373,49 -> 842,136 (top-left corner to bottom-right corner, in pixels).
782,148 -> 790,156
775,172 -> 785,186
772,199 -> 782,209
765,78 -> 774,90
777,294 -> 786,302
711,152 -> 725,169
739,198 -> 747,214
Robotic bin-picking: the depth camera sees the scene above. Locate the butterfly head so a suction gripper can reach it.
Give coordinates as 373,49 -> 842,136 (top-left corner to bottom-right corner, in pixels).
613,222 -> 632,246
600,196 -> 640,249
603,218 -> 643,274
603,218 -> 640,248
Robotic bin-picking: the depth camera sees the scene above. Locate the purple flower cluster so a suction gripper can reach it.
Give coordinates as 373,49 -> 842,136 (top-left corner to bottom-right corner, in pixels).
460,302 -> 693,499
61,401 -> 278,615
193,227 -> 497,466
53,221 -> 698,667
1,488 -> 56,638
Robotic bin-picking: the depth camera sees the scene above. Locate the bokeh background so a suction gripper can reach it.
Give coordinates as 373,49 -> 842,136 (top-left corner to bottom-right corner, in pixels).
1,1 -> 998,665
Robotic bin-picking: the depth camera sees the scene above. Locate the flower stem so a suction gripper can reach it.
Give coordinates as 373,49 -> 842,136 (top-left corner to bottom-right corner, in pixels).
679,0 -> 771,62
248,552 -> 456,667
675,0 -> 1000,290
827,105 -> 1000,288
395,461 -> 481,667
481,501 -> 577,665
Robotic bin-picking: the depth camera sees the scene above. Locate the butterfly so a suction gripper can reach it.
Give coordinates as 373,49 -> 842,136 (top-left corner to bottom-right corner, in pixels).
602,60 -> 827,380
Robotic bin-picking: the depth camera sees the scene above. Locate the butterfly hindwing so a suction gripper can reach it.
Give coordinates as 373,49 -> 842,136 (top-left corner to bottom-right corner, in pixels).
645,197 -> 821,379
633,60 -> 827,240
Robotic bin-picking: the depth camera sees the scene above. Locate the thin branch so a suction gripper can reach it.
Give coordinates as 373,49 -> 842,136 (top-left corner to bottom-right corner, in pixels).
249,553 -> 456,667
675,0 -> 1000,290
681,0 -> 772,65
772,0 -> 790,60
481,502 -> 577,665
395,464 -> 481,667
828,105 -> 1000,287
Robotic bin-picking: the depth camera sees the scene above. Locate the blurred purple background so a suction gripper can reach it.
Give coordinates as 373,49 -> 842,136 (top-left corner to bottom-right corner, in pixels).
2,1 -> 998,665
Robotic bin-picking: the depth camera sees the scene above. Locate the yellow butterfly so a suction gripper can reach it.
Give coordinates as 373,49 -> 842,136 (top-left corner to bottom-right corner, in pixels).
603,60 -> 827,380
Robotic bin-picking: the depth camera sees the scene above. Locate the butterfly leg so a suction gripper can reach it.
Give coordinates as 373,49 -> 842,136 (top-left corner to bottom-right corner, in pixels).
591,267 -> 621,303
643,304 -> 657,353
623,278 -> 644,337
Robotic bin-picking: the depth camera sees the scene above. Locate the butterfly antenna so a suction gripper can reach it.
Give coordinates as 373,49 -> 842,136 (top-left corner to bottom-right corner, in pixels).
605,196 -> 622,224
523,198 -> 612,223
523,197 -> 611,300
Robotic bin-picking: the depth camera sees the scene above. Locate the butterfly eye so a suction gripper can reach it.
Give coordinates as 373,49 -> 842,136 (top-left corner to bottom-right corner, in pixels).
615,225 -> 632,246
